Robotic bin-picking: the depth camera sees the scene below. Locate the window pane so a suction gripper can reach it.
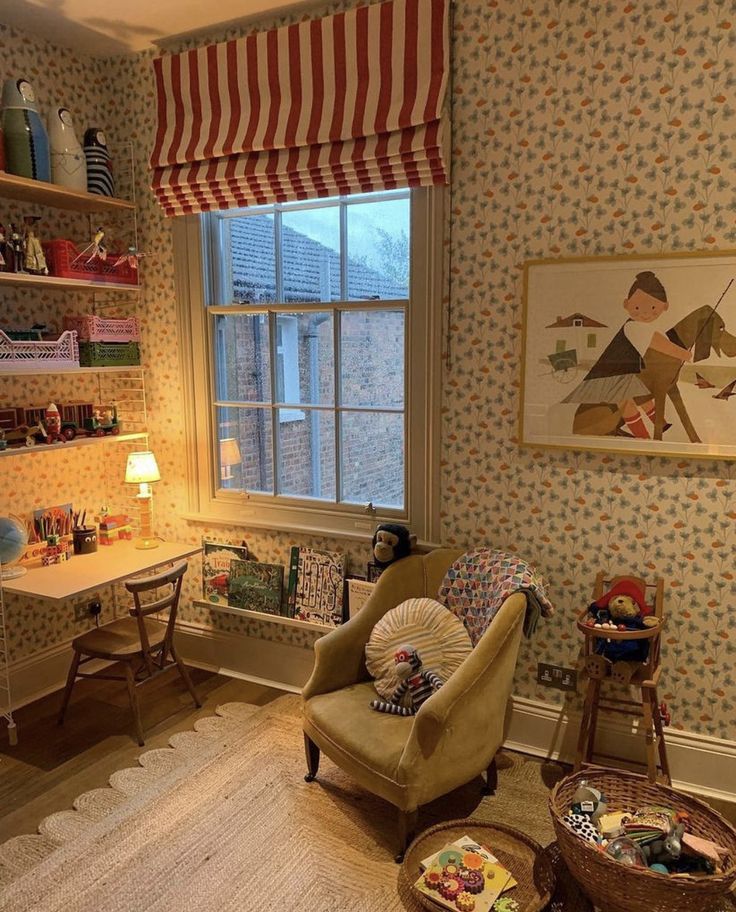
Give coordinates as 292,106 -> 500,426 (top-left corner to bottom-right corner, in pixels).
341,411 -> 404,508
276,312 -> 334,406
340,310 -> 404,408
277,408 -> 335,500
347,197 -> 409,300
214,314 -> 270,402
228,214 -> 276,303
282,206 -> 340,303
217,406 -> 273,494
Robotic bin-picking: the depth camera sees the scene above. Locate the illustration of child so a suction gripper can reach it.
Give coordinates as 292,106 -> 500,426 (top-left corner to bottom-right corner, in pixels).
564,271 -> 691,438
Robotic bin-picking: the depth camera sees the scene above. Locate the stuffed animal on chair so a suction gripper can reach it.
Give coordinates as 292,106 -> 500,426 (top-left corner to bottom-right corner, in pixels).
370,644 -> 443,716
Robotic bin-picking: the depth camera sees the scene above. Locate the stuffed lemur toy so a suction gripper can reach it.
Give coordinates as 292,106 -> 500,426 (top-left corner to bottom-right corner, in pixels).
370,644 -> 443,716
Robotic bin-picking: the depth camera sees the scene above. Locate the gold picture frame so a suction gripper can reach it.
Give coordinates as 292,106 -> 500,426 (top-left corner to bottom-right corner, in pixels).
519,250 -> 736,459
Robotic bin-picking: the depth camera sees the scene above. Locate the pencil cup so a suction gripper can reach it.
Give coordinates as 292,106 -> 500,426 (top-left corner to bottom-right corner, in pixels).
73,526 -> 98,555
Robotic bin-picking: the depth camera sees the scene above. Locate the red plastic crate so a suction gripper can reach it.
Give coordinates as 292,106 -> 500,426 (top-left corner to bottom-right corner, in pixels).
42,239 -> 139,286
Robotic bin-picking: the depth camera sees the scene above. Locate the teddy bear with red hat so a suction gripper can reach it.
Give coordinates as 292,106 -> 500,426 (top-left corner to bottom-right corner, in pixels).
585,579 -> 660,684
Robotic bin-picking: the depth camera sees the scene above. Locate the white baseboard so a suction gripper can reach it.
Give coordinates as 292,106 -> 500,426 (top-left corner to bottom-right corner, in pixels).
506,694 -> 736,805
7,631 -> 735,807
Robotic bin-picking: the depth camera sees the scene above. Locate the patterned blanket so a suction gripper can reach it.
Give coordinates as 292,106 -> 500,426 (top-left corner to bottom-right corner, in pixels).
438,549 -> 555,646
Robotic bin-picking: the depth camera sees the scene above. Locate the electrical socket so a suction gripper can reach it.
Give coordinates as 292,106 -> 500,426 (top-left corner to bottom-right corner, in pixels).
537,662 -> 578,692
73,601 -> 102,622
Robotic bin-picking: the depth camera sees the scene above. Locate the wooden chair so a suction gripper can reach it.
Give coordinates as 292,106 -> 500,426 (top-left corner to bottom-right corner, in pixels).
58,561 -> 201,745
574,572 -> 670,784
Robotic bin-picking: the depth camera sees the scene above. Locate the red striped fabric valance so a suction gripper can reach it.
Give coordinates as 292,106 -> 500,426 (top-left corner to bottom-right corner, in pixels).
150,0 -> 449,215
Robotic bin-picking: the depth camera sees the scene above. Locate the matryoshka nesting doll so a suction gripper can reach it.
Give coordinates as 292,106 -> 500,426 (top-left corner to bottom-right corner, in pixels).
49,107 -> 86,191
83,128 -> 115,197
1,78 -> 50,181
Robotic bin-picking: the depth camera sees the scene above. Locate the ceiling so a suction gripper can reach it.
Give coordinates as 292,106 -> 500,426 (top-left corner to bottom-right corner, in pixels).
0,0 -> 314,55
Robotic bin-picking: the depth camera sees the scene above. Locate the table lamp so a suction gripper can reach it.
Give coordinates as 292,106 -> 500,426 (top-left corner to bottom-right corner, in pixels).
125,450 -> 161,550
219,437 -> 241,483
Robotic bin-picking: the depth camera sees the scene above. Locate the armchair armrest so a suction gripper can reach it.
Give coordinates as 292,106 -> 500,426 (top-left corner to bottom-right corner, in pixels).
403,592 -> 527,762
301,555 -> 429,701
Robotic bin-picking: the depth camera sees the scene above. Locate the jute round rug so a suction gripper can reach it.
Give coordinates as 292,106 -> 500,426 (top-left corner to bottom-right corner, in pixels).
0,695 -> 573,912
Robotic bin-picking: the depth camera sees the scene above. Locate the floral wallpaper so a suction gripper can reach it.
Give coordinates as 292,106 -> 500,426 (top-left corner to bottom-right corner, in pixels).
2,0 -> 736,741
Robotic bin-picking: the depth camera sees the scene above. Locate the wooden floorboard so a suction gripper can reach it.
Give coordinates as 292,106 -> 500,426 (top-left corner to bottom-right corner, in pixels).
0,668 -> 282,842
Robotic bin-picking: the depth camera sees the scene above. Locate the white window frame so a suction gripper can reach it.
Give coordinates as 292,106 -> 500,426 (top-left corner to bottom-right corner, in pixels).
275,316 -> 304,423
173,188 -> 443,544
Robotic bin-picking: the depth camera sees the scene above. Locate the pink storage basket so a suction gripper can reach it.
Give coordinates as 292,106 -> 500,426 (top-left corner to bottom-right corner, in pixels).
63,314 -> 140,343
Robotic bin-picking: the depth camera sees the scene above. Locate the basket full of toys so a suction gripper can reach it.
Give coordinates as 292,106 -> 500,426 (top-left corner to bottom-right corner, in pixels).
550,768 -> 736,912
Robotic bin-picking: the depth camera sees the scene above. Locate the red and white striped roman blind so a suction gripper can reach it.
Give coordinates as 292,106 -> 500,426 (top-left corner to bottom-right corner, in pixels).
149,0 -> 449,216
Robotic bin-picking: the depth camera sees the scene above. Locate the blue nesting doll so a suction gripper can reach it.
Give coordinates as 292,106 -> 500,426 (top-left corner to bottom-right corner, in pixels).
83,128 -> 115,197
1,78 -> 51,181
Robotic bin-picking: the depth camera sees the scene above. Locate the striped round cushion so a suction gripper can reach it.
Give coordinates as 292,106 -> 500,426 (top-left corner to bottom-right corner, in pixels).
365,598 -> 473,703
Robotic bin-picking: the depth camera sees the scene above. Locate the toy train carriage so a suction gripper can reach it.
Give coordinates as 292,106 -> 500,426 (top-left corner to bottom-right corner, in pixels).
0,405 -> 48,447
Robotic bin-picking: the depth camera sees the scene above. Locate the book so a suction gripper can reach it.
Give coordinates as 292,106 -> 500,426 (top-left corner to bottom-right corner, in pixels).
228,559 -> 284,615
202,540 -> 249,605
288,547 -> 346,626
420,834 -> 518,892
414,844 -> 512,912
346,578 -> 376,618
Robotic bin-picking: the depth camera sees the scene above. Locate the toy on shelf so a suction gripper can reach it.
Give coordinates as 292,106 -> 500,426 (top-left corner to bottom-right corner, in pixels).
0,78 -> 50,181
23,216 -> 48,275
83,129 -> 115,197
49,106 -> 87,192
8,223 -> 24,272
0,328 -> 79,371
0,402 -> 121,448
575,573 -> 670,784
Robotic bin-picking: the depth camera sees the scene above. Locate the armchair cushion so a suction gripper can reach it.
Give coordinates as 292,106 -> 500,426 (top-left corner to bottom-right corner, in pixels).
303,682 -> 413,805
365,597 -> 472,701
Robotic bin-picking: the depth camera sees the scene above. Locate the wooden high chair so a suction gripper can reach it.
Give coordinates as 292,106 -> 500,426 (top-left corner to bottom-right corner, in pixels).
58,561 -> 201,745
574,572 -> 671,784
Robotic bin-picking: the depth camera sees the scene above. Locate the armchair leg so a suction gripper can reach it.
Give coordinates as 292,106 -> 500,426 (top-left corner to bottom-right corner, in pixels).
395,808 -> 418,863
481,756 -> 498,796
304,733 -> 320,782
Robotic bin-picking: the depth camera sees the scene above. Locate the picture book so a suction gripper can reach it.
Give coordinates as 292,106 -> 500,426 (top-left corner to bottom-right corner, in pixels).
202,540 -> 249,605
420,835 -> 518,892
288,547 -> 346,625
414,844 -> 512,912
228,559 -> 284,615
346,578 -> 376,618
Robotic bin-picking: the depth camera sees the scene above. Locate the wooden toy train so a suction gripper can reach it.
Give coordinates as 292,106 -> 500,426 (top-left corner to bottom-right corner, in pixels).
0,402 -> 120,448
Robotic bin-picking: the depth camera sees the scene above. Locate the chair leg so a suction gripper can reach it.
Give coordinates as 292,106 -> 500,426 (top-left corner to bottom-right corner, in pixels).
481,756 -> 498,796
396,808 -> 418,863
170,643 -> 202,708
124,663 -> 145,746
304,733 -> 320,782
58,651 -> 81,725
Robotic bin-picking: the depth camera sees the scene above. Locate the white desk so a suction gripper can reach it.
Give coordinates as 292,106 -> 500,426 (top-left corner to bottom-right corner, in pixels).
2,541 -> 202,602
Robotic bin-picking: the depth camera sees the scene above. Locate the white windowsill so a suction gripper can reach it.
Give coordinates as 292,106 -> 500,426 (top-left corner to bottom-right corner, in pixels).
180,509 -> 439,549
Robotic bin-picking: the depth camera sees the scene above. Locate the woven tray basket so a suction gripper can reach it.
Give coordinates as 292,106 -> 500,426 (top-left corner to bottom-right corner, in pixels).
550,768 -> 736,912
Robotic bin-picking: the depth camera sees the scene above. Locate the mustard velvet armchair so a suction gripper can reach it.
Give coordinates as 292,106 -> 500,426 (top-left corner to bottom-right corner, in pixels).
301,548 -> 527,860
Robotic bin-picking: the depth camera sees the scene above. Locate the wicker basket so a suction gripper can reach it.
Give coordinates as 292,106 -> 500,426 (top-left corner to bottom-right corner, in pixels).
550,768 -> 736,912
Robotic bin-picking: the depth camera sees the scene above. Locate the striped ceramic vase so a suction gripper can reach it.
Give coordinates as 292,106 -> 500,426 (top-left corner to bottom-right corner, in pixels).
83,128 -> 115,197
1,78 -> 51,181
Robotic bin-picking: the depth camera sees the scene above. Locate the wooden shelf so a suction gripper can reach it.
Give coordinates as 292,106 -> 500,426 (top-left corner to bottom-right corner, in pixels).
0,364 -> 143,377
193,599 -> 335,632
0,271 -> 139,293
0,171 -> 134,213
0,431 -> 147,458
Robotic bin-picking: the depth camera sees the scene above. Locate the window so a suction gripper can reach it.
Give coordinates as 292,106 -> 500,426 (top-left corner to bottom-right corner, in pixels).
174,189 -> 442,542
556,339 -> 567,353
587,333 -> 597,348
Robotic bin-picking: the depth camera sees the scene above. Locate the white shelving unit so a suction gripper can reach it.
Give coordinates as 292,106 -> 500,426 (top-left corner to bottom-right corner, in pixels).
0,150 -> 143,742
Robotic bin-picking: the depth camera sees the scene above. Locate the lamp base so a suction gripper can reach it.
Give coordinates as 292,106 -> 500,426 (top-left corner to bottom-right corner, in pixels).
1,565 -> 27,580
134,537 -> 159,550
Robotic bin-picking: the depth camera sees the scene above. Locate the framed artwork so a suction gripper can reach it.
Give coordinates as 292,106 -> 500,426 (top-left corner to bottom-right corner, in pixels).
520,251 -> 736,459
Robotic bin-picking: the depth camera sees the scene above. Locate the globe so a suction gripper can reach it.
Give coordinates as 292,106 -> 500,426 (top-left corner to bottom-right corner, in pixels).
0,516 -> 28,580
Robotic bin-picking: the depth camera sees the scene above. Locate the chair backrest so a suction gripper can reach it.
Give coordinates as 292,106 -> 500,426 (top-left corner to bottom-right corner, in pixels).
126,561 -> 188,658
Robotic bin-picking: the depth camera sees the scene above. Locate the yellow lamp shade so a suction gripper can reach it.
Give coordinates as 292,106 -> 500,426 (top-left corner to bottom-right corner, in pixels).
125,451 -> 161,485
